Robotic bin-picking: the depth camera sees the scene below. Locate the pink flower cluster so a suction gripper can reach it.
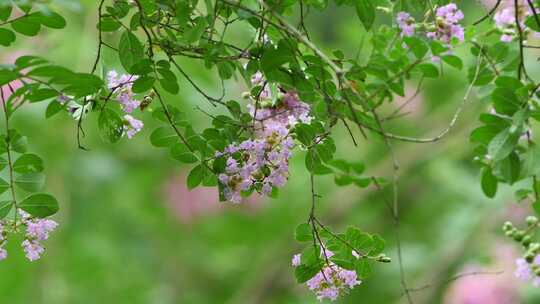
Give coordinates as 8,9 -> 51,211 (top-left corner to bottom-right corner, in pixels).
21,211 -> 58,261
0,223 -> 7,261
217,72 -> 312,203
514,256 -> 540,286
0,211 -> 58,262
397,3 -> 464,44
493,3 -> 539,42
106,71 -> 144,139
427,3 -> 465,43
291,248 -> 361,301
397,12 -> 415,37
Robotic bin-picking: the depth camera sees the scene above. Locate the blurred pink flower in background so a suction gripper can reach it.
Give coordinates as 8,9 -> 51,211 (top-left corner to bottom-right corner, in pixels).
162,172 -> 264,225
443,242 -> 521,304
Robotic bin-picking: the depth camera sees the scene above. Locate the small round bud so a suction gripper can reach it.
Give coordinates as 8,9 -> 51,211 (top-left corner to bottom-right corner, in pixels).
514,231 -> 525,242
527,216 -> 539,226
526,253 -> 535,263
241,92 -> 251,99
377,255 -> 392,263
502,221 -> 513,231
523,235 -> 532,247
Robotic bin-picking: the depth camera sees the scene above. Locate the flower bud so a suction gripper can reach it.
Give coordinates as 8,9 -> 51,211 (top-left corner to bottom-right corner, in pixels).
514,231 -> 525,242
502,221 -> 513,231
527,216 -> 538,226
523,235 -> 532,247
377,255 -> 392,263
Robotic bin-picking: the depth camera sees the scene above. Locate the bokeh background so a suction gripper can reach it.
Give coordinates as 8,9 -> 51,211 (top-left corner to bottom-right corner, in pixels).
1,0 -> 540,303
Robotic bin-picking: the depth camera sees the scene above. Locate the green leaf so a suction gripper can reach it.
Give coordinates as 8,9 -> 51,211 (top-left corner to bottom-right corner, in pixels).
403,37 -> 428,59
187,165 -> 204,189
19,193 -> 59,218
355,259 -> 372,279
183,16 -> 207,43
8,129 -> 27,153
170,143 -> 198,163
150,126 -> 178,147
533,201 -> 540,217
525,15 -> 540,32
36,11 -> 66,29
294,123 -> 316,146
295,263 -> 322,283
0,157 -> 7,171
0,201 -> 12,219
495,76 -> 522,90
0,5 -> 12,21
355,0 -> 375,30
13,153 -> 44,173
0,178 -> 8,195
0,28 -> 16,47
119,30 -> 144,73
98,109 -> 124,143
14,173 -> 45,192
488,128 -> 519,161
346,226 -> 373,251
441,55 -> 463,70
492,88 -> 520,116
27,88 -> 58,102
481,167 -> 497,198
523,144 -> 540,177
295,223 -> 312,242
132,76 -> 155,93
368,234 -> 385,256
416,63 -> 439,78
45,101 -> 64,118
11,14 -> 41,36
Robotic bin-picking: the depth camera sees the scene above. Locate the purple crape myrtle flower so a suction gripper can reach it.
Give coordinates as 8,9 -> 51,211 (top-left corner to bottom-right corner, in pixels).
123,114 -> 144,139
21,239 -> 44,262
292,247 -> 362,301
26,218 -> 58,241
514,255 -> 540,287
396,12 -> 415,37
218,72 -> 313,203
18,211 -> 58,262
0,222 -> 6,261
107,70 -> 141,114
493,3 -> 539,43
427,3 -> 465,44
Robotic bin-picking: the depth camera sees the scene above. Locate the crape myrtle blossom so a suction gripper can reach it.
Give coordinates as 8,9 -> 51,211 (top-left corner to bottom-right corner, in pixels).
396,12 -> 415,37
427,3 -> 465,44
106,70 -> 144,139
216,72 -> 313,203
397,3 -> 465,56
20,210 -> 58,262
493,3 -> 540,43
291,247 -> 361,301
123,114 -> 144,139
0,210 -> 58,262
515,255 -> 540,286
0,222 -> 6,261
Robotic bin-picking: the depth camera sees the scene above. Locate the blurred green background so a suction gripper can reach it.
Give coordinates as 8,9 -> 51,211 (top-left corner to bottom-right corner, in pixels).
1,0 -> 540,303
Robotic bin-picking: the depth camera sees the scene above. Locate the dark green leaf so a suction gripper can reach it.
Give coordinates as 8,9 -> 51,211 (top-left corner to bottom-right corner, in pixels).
355,0 -> 375,30
13,153 -> 44,173
119,30 -> 144,73
0,28 -> 16,46
19,193 -> 59,218
481,167 -> 497,198
295,223 -> 312,242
